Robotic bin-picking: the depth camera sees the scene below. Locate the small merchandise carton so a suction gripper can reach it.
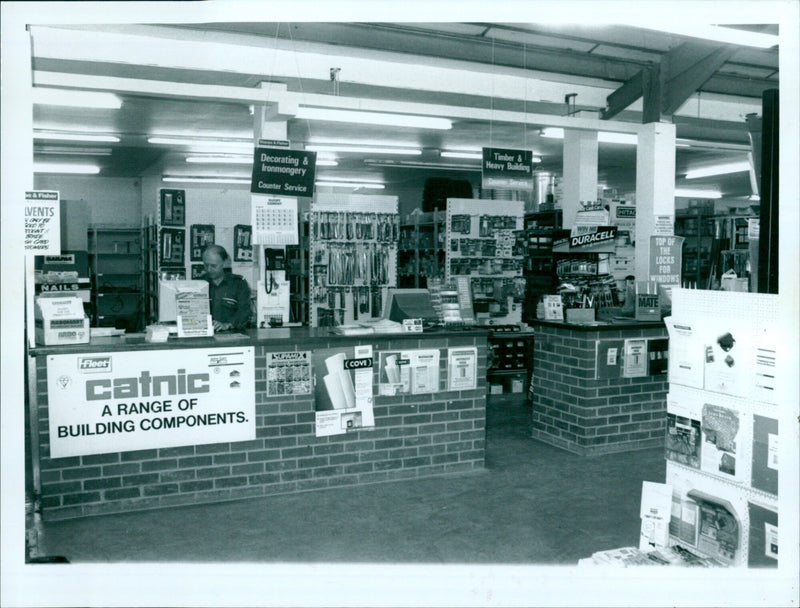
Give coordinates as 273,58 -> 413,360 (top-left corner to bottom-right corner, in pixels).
34,295 -> 90,345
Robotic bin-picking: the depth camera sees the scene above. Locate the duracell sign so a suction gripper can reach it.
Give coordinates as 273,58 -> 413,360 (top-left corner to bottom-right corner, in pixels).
570,226 -> 618,248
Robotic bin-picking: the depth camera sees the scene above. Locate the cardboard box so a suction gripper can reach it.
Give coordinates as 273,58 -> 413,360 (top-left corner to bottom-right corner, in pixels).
34,295 -> 90,345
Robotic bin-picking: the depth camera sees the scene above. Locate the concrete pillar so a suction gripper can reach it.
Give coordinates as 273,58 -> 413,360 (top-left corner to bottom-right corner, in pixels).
634,122 -> 676,282
562,129 -> 598,229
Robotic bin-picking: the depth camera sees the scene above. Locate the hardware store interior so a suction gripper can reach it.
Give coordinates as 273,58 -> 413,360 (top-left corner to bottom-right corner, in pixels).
4,5 -> 799,607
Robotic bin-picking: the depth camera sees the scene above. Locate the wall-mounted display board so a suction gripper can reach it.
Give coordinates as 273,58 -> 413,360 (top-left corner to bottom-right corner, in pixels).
159,189 -> 185,227
308,193 -> 398,327
663,288 -> 780,567
189,224 -> 215,261
233,224 -> 253,262
159,227 -> 185,266
445,198 -> 525,326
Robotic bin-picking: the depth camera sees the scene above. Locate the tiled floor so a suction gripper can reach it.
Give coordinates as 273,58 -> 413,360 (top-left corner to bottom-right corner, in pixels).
39,396 -> 665,564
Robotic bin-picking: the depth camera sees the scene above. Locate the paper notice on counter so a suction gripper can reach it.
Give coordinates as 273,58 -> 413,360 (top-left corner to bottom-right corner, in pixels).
664,316 -> 704,389
313,344 -> 374,437
25,191 -> 61,255
266,351 -> 311,397
447,347 -> 477,391
639,481 -> 673,551
623,338 -> 648,378
378,349 -> 440,395
176,290 -> 212,337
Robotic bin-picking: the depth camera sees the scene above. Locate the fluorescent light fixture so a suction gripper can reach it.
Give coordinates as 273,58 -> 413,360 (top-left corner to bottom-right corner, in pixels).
365,159 -> 480,172
36,146 -> 113,156
540,128 -> 637,145
674,188 -> 722,199
316,159 -> 339,166
149,136 -> 254,152
441,151 -> 483,159
685,160 -> 751,179
306,144 -> 422,155
162,175 -> 250,185
296,107 -> 451,130
629,23 -> 778,49
316,180 -> 385,190
34,162 -> 100,174
34,131 -> 120,143
185,155 -> 253,165
33,87 -> 122,109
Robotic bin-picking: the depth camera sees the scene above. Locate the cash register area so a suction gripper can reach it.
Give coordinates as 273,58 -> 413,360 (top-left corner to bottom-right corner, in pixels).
38,397 -> 662,563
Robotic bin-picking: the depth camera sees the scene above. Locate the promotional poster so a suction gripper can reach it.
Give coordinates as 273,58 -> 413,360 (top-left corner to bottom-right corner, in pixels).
378,349 -> 441,396
312,344 -> 375,437
46,347 -> 256,458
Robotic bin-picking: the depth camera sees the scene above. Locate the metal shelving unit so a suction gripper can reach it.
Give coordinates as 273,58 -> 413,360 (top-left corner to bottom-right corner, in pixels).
88,226 -> 144,330
397,209 -> 445,289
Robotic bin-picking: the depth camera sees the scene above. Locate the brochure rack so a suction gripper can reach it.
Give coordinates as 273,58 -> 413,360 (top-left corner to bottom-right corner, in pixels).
309,193 -> 398,327
665,288 -> 779,567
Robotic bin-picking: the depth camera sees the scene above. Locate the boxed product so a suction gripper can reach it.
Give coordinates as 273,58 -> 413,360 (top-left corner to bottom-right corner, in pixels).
34,295 -> 90,345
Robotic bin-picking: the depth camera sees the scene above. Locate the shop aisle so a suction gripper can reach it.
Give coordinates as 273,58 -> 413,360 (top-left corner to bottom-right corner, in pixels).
39,397 -> 664,564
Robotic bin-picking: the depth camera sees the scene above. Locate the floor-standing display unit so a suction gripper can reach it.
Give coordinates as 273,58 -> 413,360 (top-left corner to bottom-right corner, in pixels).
87,226 -> 143,330
664,288 -> 779,567
445,198 -> 525,327
309,193 -> 399,327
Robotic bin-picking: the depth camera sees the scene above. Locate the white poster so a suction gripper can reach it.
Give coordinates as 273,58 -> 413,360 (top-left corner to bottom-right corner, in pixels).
46,347 -> 256,458
251,194 -> 298,245
313,344 -> 374,437
623,338 -> 648,378
664,316 -> 705,389
447,347 -> 477,391
702,322 -> 754,399
639,481 -> 673,551
24,191 -> 61,254
378,349 -> 441,396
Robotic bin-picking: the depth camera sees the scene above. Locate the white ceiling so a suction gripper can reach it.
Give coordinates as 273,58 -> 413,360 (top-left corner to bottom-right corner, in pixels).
28,21 -> 779,199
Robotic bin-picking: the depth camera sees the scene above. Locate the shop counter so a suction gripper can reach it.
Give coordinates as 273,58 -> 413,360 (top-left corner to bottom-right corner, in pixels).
28,328 -> 488,520
529,318 -> 669,455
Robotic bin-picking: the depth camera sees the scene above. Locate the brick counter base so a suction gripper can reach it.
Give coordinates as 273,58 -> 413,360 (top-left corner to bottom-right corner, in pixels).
34,335 -> 487,521
530,324 -> 668,456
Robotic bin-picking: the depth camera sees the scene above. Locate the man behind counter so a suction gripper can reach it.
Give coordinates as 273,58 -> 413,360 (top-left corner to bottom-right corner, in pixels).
201,244 -> 252,332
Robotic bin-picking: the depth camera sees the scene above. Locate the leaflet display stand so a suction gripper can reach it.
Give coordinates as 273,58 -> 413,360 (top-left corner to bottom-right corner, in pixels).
664,288 -> 780,567
309,193 -> 398,327
445,198 -> 525,326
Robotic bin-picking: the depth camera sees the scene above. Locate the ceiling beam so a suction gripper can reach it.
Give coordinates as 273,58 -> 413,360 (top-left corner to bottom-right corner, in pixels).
661,43 -> 737,116
601,69 -> 647,120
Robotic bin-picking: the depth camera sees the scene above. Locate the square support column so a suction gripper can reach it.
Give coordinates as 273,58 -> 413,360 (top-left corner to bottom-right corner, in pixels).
562,129 -> 598,229
635,123 -> 676,282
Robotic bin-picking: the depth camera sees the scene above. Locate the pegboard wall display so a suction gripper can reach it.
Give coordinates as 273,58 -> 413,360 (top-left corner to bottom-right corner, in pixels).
309,193 -> 398,327
664,288 -> 780,567
445,199 -> 525,326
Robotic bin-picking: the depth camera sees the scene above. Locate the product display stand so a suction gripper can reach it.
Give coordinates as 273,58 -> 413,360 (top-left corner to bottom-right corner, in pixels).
445,198 -> 525,326
664,288 -> 779,567
88,226 -> 143,330
309,193 -> 398,327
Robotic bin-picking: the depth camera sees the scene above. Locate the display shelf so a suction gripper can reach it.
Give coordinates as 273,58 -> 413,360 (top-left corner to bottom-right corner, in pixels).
397,210 -> 446,289
445,199 -> 525,327
88,226 -> 144,331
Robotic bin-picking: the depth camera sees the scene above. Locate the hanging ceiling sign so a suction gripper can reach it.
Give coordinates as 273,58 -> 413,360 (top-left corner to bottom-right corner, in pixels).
481,147 -> 534,191
250,147 -> 317,196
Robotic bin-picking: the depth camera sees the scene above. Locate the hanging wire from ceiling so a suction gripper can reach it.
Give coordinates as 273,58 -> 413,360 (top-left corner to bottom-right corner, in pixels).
284,22 -> 315,143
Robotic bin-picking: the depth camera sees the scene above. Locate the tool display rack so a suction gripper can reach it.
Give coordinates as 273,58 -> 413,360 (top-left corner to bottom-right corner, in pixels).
308,193 -> 399,327
445,198 -> 526,326
88,225 -> 144,330
664,288 -> 780,568
397,209 -> 446,289
285,216 -> 310,324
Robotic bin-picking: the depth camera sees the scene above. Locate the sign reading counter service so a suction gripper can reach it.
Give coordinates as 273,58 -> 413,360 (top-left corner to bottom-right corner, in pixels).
46,347 -> 255,458
481,147 -> 534,191
250,146 -> 316,196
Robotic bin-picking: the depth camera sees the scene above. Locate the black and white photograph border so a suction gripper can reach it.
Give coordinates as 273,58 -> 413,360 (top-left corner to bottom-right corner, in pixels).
2,1 -> 798,607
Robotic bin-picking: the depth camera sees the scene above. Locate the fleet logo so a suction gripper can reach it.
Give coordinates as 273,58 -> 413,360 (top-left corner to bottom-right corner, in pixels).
78,356 -> 112,373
